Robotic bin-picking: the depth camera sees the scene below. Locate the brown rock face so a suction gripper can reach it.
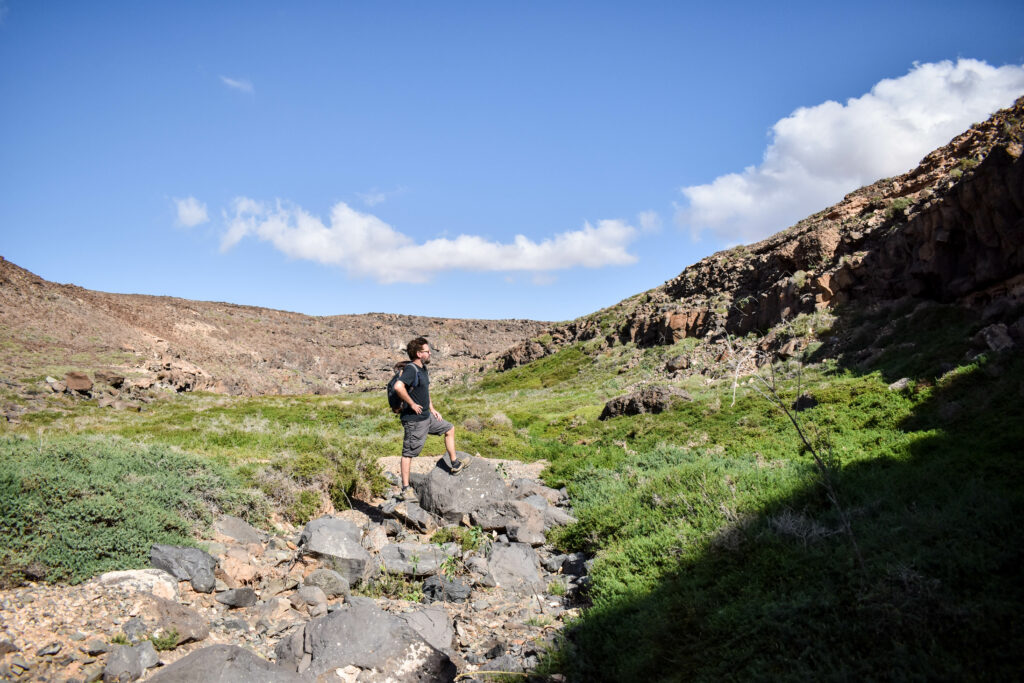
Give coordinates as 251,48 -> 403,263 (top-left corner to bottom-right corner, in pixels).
496,95 -> 1024,368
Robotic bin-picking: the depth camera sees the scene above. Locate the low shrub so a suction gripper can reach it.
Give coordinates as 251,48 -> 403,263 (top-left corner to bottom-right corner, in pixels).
0,434 -> 267,586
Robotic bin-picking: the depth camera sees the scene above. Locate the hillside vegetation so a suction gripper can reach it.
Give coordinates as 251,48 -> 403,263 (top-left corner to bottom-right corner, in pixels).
2,296 -> 1021,678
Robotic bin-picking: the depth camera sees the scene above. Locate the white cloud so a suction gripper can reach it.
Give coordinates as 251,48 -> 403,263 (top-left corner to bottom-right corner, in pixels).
220,76 -> 254,94
174,196 -> 209,227
677,59 -> 1024,244
637,210 -> 662,233
221,198 -> 638,283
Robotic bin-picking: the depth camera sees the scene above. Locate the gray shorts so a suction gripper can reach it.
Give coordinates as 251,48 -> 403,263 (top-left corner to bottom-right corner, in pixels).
401,414 -> 454,458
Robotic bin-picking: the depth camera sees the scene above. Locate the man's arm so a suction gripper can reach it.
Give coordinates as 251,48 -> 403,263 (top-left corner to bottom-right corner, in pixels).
393,381 -> 423,414
428,399 -> 442,420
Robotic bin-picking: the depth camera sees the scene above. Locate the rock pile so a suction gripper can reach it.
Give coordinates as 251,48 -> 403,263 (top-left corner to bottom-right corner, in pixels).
0,454 -> 587,682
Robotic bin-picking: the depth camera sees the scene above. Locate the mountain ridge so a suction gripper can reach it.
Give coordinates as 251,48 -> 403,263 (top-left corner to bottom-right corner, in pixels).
0,257 -> 549,398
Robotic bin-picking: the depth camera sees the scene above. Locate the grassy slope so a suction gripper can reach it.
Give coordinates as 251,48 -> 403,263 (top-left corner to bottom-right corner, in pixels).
1,300 -> 1021,680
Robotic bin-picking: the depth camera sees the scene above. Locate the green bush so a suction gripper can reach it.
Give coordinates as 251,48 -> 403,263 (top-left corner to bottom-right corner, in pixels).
0,435 -> 267,586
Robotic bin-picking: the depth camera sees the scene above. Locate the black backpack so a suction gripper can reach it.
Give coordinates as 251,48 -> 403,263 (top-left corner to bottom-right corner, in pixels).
386,362 -> 420,414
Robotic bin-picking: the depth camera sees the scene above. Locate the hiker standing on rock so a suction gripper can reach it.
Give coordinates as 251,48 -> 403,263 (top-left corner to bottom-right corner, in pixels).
393,337 -> 465,500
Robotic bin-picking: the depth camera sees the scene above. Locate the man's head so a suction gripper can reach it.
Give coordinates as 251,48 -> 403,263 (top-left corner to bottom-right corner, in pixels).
406,336 -> 431,364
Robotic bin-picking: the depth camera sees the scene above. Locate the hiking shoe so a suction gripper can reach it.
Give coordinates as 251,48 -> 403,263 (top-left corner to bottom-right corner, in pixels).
400,486 -> 417,501
449,459 -> 467,475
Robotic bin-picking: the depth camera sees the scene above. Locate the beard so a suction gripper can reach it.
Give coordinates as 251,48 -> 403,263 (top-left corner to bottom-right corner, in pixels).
421,357 -> 431,366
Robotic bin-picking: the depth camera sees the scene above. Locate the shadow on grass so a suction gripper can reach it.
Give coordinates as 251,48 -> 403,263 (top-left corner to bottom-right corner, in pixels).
555,333 -> 1023,681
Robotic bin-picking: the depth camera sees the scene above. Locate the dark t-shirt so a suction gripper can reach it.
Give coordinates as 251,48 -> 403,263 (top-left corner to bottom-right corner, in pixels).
398,363 -> 429,422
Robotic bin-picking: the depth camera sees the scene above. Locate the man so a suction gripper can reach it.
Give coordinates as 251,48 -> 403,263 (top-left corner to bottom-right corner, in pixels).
393,336 -> 465,500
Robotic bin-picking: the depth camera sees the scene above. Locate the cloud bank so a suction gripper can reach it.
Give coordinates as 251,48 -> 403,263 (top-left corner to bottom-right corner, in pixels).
220,76 -> 254,93
221,199 -> 638,283
678,59 -> 1024,244
174,196 -> 209,227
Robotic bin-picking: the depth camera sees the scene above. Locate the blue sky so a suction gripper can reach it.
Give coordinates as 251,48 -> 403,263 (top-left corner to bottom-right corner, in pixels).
2,2 -> 1023,322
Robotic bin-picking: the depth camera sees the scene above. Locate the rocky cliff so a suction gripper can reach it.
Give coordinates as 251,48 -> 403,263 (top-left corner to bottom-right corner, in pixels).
498,96 -> 1024,367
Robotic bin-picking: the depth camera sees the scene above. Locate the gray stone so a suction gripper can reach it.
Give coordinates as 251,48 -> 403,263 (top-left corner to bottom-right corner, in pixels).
298,517 -> 372,586
215,588 -> 257,608
888,377 -> 911,391
290,585 -> 328,617
136,641 -> 159,670
378,542 -> 460,577
975,323 -> 1015,352
96,568 -> 179,601
149,544 -> 217,593
389,500 -> 442,533
472,500 -> 547,544
418,454 -> 510,524
399,605 -> 455,654
542,553 -> 567,573
488,543 -> 545,595
422,574 -> 472,603
486,654 -> 524,673
147,644 -> 302,682
282,600 -> 456,681
303,568 -> 350,598
213,515 -> 266,544
103,644 -> 145,682
35,641 -> 61,656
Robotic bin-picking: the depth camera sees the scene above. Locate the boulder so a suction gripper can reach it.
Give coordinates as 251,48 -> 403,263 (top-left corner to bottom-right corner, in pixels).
103,642 -> 158,682
472,500 -> 543,532
289,585 -> 329,618
215,588 -> 257,608
303,568 -> 350,598
277,600 -> 456,682
598,385 -> 692,420
95,569 -> 178,601
487,543 -> 545,595
150,544 -> 217,593
418,455 -> 510,524
94,370 -> 126,388
147,644 -> 302,682
422,575 -> 472,604
974,323 -> 1015,352
399,606 -> 455,654
298,517 -> 372,586
385,500 -> 442,534
665,354 -> 690,372
378,542 -> 461,577
64,371 -> 93,394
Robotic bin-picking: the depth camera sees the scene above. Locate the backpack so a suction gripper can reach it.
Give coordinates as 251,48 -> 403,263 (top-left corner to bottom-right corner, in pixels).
386,362 -> 420,414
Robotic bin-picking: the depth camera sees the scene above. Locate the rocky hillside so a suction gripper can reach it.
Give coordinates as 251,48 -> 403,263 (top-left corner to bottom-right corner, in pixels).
0,259 -> 549,397
498,96 -> 1024,368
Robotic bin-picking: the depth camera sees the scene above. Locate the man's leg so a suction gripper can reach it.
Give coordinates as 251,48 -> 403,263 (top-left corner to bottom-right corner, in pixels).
401,456 -> 413,489
400,420 -> 428,489
445,426 -> 457,463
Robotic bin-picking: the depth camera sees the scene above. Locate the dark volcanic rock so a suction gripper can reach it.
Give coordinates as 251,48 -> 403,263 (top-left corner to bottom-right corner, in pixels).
599,385 -> 692,420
